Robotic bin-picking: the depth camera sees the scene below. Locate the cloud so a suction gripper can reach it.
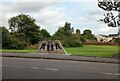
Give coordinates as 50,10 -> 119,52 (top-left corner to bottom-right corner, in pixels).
0,0 -> 118,35
1,0 -> 98,2
2,0 -> 58,2
1,2 -> 56,13
0,1 -> 70,34
96,24 -> 118,34
0,1 -> 60,30
33,6 -> 70,35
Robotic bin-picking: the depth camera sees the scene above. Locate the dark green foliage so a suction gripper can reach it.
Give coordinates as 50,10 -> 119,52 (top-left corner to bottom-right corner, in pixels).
80,36 -> 87,42
8,14 -> 35,32
8,14 -> 41,45
82,29 -> 97,42
1,27 -> 27,49
52,22 -> 83,47
7,35 -> 27,49
66,35 -> 83,47
40,29 -> 50,39
1,27 -> 10,48
76,29 -> 81,35
64,22 -> 74,36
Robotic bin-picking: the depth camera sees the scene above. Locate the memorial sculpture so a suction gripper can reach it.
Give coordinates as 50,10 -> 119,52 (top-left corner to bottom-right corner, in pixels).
37,40 -> 67,54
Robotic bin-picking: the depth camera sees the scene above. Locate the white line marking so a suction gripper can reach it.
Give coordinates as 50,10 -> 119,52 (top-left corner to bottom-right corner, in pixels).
43,68 -> 58,71
114,73 -> 120,76
2,65 -> 24,68
31,67 -> 39,69
105,73 -> 113,75
3,65 -> 40,70
102,72 -> 120,76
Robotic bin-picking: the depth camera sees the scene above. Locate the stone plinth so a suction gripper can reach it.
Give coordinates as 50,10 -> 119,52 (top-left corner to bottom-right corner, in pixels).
37,40 -> 67,54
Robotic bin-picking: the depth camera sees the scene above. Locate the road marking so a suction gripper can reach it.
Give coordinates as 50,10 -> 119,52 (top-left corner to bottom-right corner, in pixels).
2,65 -> 24,68
31,67 -> 39,69
104,73 -> 113,75
101,72 -> 120,76
43,68 -> 58,71
114,73 -> 120,76
2,65 -> 59,71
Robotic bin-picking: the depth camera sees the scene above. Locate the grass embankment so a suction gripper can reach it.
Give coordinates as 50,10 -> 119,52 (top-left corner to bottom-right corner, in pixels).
1,45 -> 119,57
1,49 -> 36,53
65,45 -> 118,57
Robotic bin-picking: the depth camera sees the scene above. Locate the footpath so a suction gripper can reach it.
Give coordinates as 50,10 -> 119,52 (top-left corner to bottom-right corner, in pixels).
1,53 -> 119,64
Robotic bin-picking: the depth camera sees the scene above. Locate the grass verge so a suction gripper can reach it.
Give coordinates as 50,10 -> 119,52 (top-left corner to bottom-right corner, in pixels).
65,45 -> 118,57
1,45 -> 119,57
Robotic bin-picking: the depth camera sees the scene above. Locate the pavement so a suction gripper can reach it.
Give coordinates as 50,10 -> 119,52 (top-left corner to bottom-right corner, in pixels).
1,53 -> 119,64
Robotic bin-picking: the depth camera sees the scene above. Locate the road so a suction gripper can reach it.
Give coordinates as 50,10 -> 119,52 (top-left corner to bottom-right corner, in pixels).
2,57 -> 119,79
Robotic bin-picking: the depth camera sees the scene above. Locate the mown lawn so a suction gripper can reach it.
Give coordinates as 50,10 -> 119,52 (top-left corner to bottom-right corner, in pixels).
1,45 -> 119,57
65,45 -> 119,57
1,49 -> 37,53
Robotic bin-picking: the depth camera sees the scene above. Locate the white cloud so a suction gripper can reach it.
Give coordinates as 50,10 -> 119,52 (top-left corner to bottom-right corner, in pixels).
96,24 -> 118,35
0,0 -> 118,35
1,0 -> 98,2
0,1 -> 71,34
33,6 -> 70,35
2,0 -> 58,2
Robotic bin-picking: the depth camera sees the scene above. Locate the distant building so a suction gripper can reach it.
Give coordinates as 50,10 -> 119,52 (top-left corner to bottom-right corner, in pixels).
96,34 -> 119,42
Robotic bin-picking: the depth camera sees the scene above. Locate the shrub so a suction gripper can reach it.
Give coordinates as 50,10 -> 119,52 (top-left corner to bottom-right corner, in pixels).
6,35 -> 27,49
68,40 -> 83,47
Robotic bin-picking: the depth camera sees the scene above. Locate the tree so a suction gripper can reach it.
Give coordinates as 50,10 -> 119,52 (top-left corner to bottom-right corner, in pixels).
98,0 -> 120,35
64,22 -> 74,36
1,27 -> 27,49
52,22 -> 83,47
40,29 -> 50,39
1,27 -> 10,48
8,14 -> 41,45
82,29 -> 97,42
76,29 -> 81,35
7,35 -> 27,49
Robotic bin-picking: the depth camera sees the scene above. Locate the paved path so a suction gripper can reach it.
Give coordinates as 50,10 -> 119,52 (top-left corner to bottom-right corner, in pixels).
1,53 -> 119,63
2,57 -> 119,79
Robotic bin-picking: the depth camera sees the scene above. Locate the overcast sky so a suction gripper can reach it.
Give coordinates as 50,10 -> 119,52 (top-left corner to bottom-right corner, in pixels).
0,0 -> 118,35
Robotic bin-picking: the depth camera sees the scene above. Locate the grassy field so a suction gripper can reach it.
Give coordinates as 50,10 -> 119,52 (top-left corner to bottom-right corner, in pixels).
1,49 -> 37,53
65,45 -> 118,57
1,45 -> 119,57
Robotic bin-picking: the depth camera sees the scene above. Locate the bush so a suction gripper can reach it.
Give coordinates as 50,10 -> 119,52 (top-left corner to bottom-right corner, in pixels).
68,40 -> 83,47
60,35 -> 83,47
5,35 -> 27,49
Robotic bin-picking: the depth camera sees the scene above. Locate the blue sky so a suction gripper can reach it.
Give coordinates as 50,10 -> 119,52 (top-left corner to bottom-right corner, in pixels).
0,0 -> 118,35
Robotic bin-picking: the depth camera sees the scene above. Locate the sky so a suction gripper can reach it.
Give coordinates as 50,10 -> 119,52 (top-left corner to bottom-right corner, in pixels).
0,0 -> 118,35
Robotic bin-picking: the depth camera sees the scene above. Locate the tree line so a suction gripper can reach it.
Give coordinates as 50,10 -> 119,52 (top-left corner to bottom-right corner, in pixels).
1,14 -> 97,49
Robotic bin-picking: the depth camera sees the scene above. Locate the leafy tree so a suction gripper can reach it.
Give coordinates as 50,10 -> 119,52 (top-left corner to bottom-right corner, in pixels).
53,22 -> 74,37
1,27 -> 10,48
7,35 -> 27,49
40,29 -> 50,39
8,14 -> 41,45
82,29 -> 97,42
52,22 -> 83,47
1,27 -> 27,49
64,22 -> 74,36
67,34 -> 83,47
76,29 -> 81,35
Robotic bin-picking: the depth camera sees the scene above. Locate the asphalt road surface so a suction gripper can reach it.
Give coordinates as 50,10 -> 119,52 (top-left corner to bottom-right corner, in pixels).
2,57 -> 119,79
